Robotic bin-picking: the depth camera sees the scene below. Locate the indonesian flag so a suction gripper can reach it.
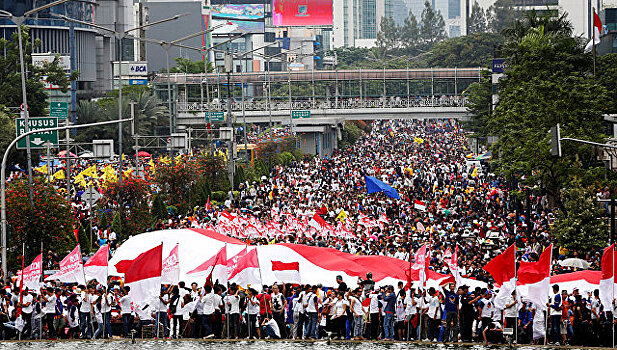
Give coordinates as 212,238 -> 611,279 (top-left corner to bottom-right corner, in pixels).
205,196 -> 211,211
446,246 -> 461,288
599,244 -> 617,311
228,248 -> 261,287
585,9 -> 603,53
518,244 -> 552,311
125,244 -> 163,304
484,244 -> 516,310
84,244 -> 109,286
161,244 -> 180,285
414,200 -> 426,211
17,254 -> 42,291
309,213 -> 327,232
271,261 -> 301,284
45,245 -> 86,285
412,244 -> 429,287
227,247 -> 248,276
188,245 -> 227,285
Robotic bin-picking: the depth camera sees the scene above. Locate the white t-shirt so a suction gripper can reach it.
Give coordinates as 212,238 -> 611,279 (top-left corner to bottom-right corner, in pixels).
79,293 -> 98,313
213,294 -> 223,311
368,293 -> 380,313
264,318 -> 280,338
225,294 -> 240,314
479,298 -> 493,318
427,295 -> 440,318
350,296 -> 364,316
247,296 -> 260,315
100,293 -> 114,313
504,296 -> 518,318
119,295 -> 132,315
43,294 -> 57,314
158,294 -> 169,312
304,292 -> 318,313
332,298 -> 349,317
21,294 -> 33,314
404,295 -> 417,315
201,293 -> 215,315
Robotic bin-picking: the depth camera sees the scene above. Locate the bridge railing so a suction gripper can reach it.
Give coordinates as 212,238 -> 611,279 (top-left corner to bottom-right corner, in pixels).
177,96 -> 468,113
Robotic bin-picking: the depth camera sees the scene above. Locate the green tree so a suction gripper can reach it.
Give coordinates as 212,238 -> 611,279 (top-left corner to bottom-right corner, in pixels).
597,53 -> 617,113
420,1 -> 446,49
465,70 -> 492,135
168,57 -> 214,73
489,14 -> 608,208
487,0 -> 521,34
401,12 -> 420,54
376,16 -> 400,54
424,33 -> 503,67
6,178 -> 73,269
552,181 -> 607,251
0,26 -> 78,117
151,194 -> 167,221
467,1 -> 487,34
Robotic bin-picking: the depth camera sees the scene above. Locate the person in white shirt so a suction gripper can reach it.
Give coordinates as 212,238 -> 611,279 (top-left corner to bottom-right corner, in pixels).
270,284 -> 287,339
156,288 -> 170,338
303,285 -> 320,340
190,282 -> 203,338
79,287 -> 97,339
246,288 -> 260,339
41,287 -> 57,339
261,316 -> 281,339
367,290 -> 381,340
349,288 -> 366,340
224,286 -> 241,339
18,289 -> 34,338
118,286 -> 133,337
292,288 -> 305,339
395,289 -> 407,340
331,291 -> 349,339
504,290 -> 519,332
100,287 -> 114,339
170,286 -> 186,338
201,285 -> 215,338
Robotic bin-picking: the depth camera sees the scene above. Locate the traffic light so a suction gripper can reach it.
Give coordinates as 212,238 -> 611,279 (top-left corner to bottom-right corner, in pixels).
550,124 -> 561,157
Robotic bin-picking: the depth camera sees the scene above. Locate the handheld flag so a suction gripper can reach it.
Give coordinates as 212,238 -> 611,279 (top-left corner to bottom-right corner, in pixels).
364,175 -> 399,199
484,244 -> 516,309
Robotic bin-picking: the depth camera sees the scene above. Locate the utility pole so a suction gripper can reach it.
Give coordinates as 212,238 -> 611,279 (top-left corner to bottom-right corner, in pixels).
225,52 -> 235,189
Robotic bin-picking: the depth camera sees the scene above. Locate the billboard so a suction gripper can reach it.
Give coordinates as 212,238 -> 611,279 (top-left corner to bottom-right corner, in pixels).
212,4 -> 264,20
212,18 -> 264,33
272,0 -> 333,26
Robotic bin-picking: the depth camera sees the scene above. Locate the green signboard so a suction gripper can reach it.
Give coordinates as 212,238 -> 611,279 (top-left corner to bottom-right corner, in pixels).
292,110 -> 311,119
50,101 -> 69,119
206,111 -> 225,122
16,117 -> 59,149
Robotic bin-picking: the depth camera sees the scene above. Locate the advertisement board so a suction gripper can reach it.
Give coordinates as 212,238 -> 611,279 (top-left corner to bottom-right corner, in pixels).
213,18 -> 264,33
272,0 -> 333,26
212,4 -> 264,20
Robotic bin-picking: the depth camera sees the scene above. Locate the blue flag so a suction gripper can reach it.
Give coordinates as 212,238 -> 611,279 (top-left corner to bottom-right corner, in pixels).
364,175 -> 400,199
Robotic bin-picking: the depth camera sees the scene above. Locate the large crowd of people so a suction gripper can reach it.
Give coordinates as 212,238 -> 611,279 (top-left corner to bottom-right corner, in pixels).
1,119 -> 612,345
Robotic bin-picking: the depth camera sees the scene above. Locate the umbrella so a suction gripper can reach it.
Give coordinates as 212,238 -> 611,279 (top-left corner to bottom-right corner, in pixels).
58,150 -> 77,158
558,258 -> 590,269
137,151 -> 151,158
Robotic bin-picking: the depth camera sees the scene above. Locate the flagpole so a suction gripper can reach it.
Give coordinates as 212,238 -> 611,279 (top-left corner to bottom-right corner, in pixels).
156,241 -> 162,339
513,243 -> 518,345
18,242 -> 24,340
593,7 -> 597,76
613,243 -> 615,349
544,245 -> 552,346
39,241 -> 42,340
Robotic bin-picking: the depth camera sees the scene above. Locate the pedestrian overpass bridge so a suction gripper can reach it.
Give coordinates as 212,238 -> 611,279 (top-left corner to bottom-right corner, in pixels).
152,67 -> 480,126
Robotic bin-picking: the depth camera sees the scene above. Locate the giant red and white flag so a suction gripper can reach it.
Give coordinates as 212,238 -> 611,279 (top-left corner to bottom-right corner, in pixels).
17,254 -> 42,291
518,244 -> 552,310
599,244 -> 617,310
84,244 -> 109,286
161,244 -> 180,285
585,10 -> 603,53
228,248 -> 260,287
45,245 -> 86,285
414,200 -> 426,211
125,244 -> 163,304
271,261 -> 300,284
188,245 -> 227,285
484,244 -> 516,309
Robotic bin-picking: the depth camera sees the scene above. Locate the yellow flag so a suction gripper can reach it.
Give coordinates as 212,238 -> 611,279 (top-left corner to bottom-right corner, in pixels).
123,167 -> 134,178
336,209 -> 348,222
52,170 -> 65,180
34,164 -> 48,174
268,191 -> 273,200
414,137 -> 424,144
268,238 -> 276,245
175,154 -> 182,163
148,159 -> 156,173
80,165 -> 98,179
471,167 -> 478,178
160,156 -> 171,165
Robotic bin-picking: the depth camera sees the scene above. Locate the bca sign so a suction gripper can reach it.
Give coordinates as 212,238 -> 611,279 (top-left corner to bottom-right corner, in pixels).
129,63 -> 148,75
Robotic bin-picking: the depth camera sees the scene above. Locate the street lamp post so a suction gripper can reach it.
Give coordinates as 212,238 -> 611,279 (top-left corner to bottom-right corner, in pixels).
1,117 -> 133,281
0,0 -> 73,203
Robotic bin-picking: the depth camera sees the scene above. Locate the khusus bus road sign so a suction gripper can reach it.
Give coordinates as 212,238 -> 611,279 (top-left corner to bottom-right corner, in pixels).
16,117 -> 59,149
292,110 -> 311,119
